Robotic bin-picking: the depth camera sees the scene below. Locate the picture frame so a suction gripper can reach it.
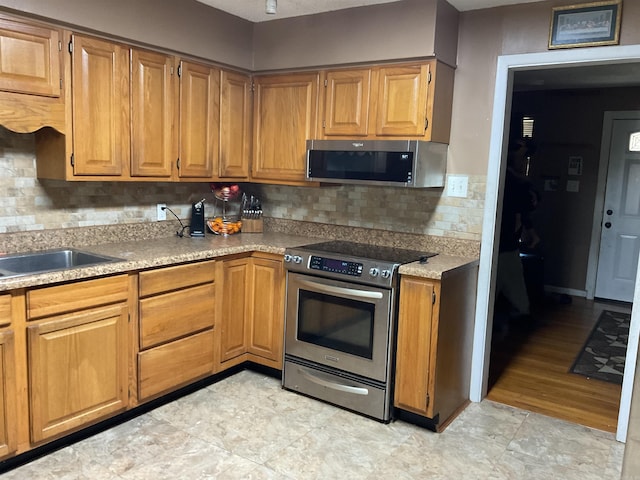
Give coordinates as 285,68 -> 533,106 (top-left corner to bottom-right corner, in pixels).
548,0 -> 622,49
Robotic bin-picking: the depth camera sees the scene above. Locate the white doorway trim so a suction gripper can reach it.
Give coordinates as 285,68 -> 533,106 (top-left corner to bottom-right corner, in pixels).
469,44 -> 640,443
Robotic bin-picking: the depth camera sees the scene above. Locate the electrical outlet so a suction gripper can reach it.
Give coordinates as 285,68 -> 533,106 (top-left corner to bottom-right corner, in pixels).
157,203 -> 167,221
447,175 -> 469,198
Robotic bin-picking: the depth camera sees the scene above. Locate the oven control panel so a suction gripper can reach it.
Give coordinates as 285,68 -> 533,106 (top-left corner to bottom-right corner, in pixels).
283,249 -> 399,288
309,255 -> 363,276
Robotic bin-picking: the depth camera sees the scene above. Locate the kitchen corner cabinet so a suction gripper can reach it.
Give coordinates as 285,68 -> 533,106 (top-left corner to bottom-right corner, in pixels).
394,265 -> 477,431
34,32 -> 131,181
252,72 -> 319,184
137,261 -> 216,402
217,253 -> 284,370
26,275 -> 129,443
0,295 -> 17,459
320,61 -> 454,143
177,61 -> 220,179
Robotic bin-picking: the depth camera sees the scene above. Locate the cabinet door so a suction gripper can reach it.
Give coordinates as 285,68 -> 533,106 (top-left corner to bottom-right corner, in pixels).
219,258 -> 250,362
252,72 -> 319,183
394,276 -> 437,417
71,34 -> 130,176
0,329 -> 17,459
375,64 -> 428,137
219,70 -> 251,179
247,256 -> 284,365
322,68 -> 371,137
131,49 -> 176,178
178,60 -> 220,178
28,303 -> 128,443
0,16 -> 61,97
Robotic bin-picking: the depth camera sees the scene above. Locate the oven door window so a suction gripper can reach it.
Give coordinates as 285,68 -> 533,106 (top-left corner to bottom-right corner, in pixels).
297,289 -> 374,359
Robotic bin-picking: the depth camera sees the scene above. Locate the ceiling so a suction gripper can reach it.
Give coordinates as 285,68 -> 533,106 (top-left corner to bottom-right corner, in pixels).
194,0 -> 540,23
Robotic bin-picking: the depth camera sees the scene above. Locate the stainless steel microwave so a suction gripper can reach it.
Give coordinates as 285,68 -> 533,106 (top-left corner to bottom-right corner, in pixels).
306,139 -> 447,188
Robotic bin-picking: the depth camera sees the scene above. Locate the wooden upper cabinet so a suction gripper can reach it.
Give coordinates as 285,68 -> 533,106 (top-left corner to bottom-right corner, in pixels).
130,49 -> 176,178
376,61 -> 454,142
320,61 -> 454,143
219,70 -> 251,179
322,68 -> 371,136
178,60 -> 220,179
0,15 -> 61,97
252,72 -> 319,183
70,34 -> 130,176
375,64 -> 429,137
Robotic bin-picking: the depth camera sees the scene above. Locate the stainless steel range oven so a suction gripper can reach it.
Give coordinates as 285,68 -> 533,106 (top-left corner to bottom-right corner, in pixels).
282,240 -> 435,422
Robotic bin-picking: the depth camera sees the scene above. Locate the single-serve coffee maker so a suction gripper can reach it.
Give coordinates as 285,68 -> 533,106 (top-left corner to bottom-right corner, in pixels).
190,199 -> 205,237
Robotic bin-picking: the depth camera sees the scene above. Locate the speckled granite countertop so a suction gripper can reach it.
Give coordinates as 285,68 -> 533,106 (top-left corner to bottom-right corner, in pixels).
399,255 -> 479,280
0,232 -> 478,292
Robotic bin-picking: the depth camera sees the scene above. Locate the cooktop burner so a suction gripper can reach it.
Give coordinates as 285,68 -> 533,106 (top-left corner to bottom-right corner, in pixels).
299,240 -> 437,265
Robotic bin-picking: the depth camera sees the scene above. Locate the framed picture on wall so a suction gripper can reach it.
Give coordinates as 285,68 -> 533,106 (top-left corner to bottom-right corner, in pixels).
548,0 -> 622,49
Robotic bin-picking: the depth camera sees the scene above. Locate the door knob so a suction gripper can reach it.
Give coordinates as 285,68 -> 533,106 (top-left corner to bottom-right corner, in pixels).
605,222 -> 612,228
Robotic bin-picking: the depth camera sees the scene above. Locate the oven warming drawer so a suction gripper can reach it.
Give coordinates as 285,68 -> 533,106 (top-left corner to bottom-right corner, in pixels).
283,357 -> 392,422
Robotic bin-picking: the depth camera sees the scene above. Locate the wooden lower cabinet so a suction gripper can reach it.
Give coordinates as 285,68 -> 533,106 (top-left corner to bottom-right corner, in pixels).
0,326 -> 17,459
394,265 -> 478,431
217,253 -> 284,370
25,275 -> 130,444
137,261 -> 216,401
27,303 -> 129,443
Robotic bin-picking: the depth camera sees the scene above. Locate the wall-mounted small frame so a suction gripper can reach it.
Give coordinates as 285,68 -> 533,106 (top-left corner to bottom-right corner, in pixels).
549,0 -> 622,49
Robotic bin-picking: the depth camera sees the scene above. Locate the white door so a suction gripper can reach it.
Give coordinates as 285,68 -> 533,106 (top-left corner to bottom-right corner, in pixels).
595,118 -> 640,302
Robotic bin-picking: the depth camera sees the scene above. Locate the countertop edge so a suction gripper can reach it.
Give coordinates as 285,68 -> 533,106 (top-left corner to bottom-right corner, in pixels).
0,235 -> 480,291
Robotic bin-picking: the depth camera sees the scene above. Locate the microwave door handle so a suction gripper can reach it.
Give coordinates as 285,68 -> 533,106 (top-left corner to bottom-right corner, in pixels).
297,279 -> 384,300
297,366 -> 369,396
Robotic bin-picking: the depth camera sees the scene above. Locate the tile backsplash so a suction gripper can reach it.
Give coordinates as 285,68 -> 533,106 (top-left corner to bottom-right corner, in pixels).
246,178 -> 486,242
1,128 -> 485,242
0,128 -> 207,233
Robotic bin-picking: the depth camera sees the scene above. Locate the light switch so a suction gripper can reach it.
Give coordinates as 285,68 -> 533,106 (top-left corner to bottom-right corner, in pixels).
447,175 -> 469,198
567,180 -> 580,193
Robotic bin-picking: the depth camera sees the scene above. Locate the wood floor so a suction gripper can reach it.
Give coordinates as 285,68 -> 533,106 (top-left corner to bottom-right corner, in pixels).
486,295 -> 630,433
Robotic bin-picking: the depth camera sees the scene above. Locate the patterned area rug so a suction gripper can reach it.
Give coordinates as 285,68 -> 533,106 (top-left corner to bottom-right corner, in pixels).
570,310 -> 631,385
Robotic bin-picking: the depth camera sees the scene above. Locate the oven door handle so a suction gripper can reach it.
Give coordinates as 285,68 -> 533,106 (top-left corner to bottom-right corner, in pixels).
298,366 -> 369,396
297,279 -> 384,300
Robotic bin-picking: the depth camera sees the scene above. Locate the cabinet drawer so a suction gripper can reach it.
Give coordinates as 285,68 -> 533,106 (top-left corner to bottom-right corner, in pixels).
27,275 -> 128,320
139,283 -> 215,349
139,260 -> 215,297
138,329 -> 214,400
0,294 -> 10,328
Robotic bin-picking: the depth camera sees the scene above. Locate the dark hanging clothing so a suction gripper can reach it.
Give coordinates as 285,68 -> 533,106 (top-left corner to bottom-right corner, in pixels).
499,169 -> 536,253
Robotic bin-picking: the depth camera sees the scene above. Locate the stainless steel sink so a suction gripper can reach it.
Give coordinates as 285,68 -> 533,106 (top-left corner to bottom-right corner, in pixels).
0,248 -> 122,278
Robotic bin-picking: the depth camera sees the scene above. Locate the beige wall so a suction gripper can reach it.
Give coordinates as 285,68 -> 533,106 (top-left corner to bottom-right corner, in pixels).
252,0 -> 458,71
449,0 -> 640,177
0,0 -> 254,69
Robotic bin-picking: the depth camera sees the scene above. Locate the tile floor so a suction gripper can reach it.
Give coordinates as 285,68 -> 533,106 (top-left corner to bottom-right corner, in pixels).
0,370 -> 625,479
